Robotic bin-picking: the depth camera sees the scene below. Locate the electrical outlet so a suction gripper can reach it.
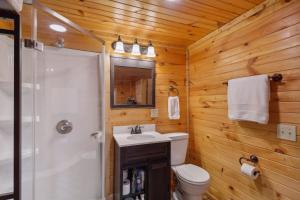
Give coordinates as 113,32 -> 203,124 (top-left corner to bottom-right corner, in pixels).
277,124 -> 297,141
150,109 -> 159,118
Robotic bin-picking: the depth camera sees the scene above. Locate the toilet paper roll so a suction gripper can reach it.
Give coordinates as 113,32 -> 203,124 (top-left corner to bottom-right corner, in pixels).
122,179 -> 130,196
123,170 -> 128,180
241,163 -> 260,180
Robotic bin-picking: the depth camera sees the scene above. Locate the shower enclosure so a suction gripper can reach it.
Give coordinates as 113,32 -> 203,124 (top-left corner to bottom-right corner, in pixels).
1,4 -> 105,200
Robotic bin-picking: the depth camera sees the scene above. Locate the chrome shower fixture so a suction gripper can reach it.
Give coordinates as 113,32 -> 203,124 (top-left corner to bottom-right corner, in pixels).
55,38 -> 64,48
56,120 -> 73,134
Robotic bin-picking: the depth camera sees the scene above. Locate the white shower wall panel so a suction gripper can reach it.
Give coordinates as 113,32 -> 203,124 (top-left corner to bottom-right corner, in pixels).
34,47 -> 102,200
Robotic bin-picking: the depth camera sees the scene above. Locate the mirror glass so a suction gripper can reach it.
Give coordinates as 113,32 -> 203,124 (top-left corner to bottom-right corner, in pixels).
111,57 -> 155,108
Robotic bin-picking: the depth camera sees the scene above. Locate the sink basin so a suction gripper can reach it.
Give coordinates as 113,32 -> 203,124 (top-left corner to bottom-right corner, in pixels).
127,134 -> 155,140
113,125 -> 171,147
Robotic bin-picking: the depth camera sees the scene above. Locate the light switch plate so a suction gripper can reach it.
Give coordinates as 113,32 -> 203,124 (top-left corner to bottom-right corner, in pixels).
150,109 -> 159,118
277,124 -> 297,141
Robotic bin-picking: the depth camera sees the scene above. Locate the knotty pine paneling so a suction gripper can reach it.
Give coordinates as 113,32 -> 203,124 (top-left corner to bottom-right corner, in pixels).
188,0 -> 300,200
104,43 -> 187,197
39,0 -> 265,48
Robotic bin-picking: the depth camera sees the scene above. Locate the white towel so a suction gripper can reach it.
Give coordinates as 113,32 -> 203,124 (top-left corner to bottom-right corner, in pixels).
168,96 -> 180,120
228,74 -> 270,124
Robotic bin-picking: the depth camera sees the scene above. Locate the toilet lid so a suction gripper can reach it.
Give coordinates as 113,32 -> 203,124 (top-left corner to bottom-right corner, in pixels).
176,164 -> 210,185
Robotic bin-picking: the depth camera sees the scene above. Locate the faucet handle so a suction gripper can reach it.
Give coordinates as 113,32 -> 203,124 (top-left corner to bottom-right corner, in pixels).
135,125 -> 142,134
134,125 -> 138,133
130,127 -> 135,134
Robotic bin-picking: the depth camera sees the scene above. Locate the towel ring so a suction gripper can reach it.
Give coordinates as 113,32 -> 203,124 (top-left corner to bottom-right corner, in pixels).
168,86 -> 179,96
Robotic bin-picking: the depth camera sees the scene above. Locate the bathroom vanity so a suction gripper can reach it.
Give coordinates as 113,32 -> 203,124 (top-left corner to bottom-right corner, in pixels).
113,125 -> 171,200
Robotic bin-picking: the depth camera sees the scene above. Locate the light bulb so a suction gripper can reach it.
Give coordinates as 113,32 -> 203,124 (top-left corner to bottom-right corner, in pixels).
131,39 -> 141,56
114,36 -> 125,53
49,24 -> 67,32
146,41 -> 156,58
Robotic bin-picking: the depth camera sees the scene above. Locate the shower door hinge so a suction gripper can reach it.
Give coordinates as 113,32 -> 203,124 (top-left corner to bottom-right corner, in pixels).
24,39 -> 44,51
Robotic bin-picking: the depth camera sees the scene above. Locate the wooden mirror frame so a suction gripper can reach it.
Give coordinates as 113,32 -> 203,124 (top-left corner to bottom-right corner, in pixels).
110,56 -> 156,108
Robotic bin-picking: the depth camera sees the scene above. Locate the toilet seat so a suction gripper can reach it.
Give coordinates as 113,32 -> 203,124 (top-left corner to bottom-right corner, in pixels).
174,164 -> 210,185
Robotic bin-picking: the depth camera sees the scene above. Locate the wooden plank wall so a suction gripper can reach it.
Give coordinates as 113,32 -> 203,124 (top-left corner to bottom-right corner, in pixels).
187,0 -> 300,199
104,43 -> 187,197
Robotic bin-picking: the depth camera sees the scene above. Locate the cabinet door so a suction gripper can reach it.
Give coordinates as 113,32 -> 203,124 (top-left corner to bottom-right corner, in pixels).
148,161 -> 170,200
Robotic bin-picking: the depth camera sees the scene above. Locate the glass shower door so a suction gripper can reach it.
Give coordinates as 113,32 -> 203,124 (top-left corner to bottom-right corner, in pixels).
19,5 -> 104,200
21,42 -> 36,200
31,8 -> 103,200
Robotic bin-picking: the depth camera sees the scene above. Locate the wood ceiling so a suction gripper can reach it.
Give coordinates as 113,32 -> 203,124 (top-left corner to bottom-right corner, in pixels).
35,0 -> 265,48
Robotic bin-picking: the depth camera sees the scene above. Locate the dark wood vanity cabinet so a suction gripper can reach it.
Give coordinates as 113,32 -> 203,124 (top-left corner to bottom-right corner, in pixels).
114,142 -> 171,200
148,160 -> 170,200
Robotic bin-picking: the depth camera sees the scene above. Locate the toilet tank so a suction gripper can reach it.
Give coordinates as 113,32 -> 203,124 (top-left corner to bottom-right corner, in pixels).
164,133 -> 189,166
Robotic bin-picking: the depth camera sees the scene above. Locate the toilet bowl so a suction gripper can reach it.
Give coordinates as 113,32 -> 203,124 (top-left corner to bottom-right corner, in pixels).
173,164 -> 210,200
164,133 -> 210,200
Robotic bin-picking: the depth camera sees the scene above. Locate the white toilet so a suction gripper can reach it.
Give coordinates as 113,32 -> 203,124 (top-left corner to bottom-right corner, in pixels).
164,133 -> 210,200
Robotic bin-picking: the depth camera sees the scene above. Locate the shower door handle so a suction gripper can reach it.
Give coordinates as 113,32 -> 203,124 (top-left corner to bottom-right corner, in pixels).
90,131 -> 103,143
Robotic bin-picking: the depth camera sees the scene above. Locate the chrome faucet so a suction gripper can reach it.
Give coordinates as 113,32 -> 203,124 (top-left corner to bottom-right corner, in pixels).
130,125 -> 142,134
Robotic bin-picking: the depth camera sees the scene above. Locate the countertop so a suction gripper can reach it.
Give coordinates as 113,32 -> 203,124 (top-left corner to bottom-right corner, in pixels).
113,131 -> 171,147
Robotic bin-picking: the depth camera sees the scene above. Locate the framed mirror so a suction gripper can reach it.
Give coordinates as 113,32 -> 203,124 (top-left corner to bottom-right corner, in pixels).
110,57 -> 155,108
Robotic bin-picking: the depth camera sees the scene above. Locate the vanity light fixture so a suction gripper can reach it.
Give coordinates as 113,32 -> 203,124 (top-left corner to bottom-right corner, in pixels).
114,35 -> 125,53
146,41 -> 156,58
112,36 -> 156,58
49,24 -> 67,32
131,39 -> 141,56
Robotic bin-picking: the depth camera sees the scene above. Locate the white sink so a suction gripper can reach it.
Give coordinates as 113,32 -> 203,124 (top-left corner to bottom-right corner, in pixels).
126,134 -> 155,140
113,124 -> 171,147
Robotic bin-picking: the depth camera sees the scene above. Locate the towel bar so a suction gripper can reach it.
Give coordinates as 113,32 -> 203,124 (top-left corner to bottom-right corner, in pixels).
222,73 -> 283,85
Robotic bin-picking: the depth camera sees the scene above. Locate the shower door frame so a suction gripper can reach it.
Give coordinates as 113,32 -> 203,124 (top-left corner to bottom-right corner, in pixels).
0,9 -> 22,200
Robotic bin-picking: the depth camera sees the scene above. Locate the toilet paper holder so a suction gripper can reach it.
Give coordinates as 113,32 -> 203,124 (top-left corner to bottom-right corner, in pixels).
239,155 -> 259,166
